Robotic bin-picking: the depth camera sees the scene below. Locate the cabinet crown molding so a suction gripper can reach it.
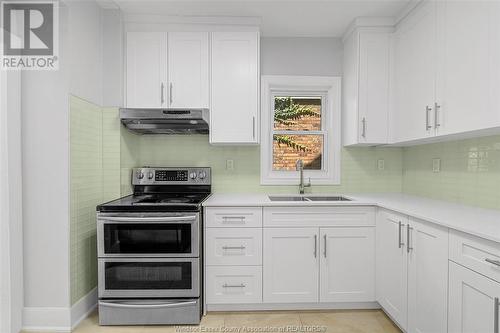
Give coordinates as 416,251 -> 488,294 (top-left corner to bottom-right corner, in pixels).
342,17 -> 395,41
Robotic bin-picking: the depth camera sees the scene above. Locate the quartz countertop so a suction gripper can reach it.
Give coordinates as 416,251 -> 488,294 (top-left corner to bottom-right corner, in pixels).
202,193 -> 500,243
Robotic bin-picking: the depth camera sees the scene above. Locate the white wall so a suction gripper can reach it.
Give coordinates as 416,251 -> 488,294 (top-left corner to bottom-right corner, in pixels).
102,9 -> 124,107
261,37 -> 343,76
21,0 -> 104,330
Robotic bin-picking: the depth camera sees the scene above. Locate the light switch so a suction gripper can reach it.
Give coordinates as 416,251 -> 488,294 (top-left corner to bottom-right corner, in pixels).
432,158 -> 441,172
377,159 -> 385,171
226,159 -> 234,171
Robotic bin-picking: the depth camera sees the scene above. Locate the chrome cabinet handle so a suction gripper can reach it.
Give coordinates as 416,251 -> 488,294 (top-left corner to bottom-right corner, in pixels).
361,117 -> 367,138
323,234 -> 327,258
222,216 -> 246,223
495,297 -> 499,333
407,225 -> 413,253
252,116 -> 256,140
486,258 -> 500,267
398,221 -> 404,248
434,103 -> 441,128
223,283 -> 245,288
426,106 -> 432,130
160,82 -> 165,105
169,83 -> 173,105
222,246 -> 246,250
314,235 -> 317,258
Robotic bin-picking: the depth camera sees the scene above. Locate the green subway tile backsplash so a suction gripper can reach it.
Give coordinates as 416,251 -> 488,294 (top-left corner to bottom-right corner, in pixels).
402,135 -> 500,210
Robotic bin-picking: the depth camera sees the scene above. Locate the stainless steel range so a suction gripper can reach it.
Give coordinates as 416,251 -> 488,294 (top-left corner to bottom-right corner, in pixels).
96,167 -> 211,326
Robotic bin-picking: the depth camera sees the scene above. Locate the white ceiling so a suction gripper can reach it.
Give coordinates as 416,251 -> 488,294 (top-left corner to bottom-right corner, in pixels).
108,0 -> 411,37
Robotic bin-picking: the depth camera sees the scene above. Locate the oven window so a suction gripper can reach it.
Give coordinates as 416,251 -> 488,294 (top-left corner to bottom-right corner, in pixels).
104,261 -> 192,290
104,224 -> 192,254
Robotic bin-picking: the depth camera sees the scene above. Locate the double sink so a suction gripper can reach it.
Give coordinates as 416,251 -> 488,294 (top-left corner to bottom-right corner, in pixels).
268,195 -> 351,202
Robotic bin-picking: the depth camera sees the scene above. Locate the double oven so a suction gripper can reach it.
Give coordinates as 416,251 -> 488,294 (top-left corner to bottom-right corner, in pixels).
96,167 -> 210,325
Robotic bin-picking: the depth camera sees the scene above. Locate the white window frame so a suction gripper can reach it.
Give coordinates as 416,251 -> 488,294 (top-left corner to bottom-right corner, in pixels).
260,75 -> 341,185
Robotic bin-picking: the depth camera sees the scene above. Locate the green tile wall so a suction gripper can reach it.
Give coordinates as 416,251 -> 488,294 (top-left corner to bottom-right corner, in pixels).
135,135 -> 403,193
70,97 -> 120,305
402,135 -> 500,210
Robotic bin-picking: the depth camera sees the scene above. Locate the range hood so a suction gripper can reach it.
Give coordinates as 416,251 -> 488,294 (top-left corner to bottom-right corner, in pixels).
120,108 -> 209,135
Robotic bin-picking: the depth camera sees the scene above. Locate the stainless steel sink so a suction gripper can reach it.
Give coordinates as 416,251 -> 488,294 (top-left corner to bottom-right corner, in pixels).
268,196 -> 310,202
268,195 -> 351,202
306,196 -> 351,201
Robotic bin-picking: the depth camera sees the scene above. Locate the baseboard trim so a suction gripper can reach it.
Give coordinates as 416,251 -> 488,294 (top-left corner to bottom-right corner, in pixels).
71,287 -> 97,330
206,301 -> 380,312
22,288 -> 97,332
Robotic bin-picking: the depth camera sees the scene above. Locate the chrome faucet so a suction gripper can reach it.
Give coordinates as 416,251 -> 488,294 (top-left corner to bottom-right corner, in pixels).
296,159 -> 311,194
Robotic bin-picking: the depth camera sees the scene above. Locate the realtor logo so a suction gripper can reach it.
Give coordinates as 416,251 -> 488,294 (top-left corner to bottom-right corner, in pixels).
1,1 -> 59,70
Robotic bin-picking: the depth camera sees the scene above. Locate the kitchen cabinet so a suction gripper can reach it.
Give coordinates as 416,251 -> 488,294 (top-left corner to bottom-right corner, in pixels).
343,28 -> 391,146
376,209 -> 408,329
376,209 -> 449,332
263,228 -> 319,303
125,31 -> 209,109
392,0 -> 437,142
320,227 -> 375,302
125,32 -> 166,108
448,261 -> 500,333
210,32 -> 259,144
167,32 -> 209,109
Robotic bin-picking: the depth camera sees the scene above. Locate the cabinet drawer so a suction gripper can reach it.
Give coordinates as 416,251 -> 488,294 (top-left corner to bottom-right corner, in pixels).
205,207 -> 262,228
205,228 -> 262,266
206,266 -> 262,304
450,229 -> 500,282
263,207 -> 375,227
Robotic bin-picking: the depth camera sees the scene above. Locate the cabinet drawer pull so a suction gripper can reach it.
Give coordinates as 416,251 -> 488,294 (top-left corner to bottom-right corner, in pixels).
222,246 -> 246,250
222,216 -> 246,223
434,102 -> 441,128
407,225 -> 413,253
222,283 -> 246,288
398,221 -> 404,248
425,105 -> 432,130
486,258 -> 500,267
361,117 -> 367,138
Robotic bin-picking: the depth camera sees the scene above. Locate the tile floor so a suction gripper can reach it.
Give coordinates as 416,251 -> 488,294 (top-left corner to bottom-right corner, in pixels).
63,309 -> 401,333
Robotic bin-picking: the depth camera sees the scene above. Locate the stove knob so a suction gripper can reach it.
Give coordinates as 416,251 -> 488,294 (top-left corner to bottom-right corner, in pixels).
147,171 -> 154,180
189,172 -> 197,180
198,171 -> 207,179
136,171 -> 144,179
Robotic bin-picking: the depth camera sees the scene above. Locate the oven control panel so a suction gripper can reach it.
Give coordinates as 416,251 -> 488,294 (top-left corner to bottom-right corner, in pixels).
132,167 -> 211,185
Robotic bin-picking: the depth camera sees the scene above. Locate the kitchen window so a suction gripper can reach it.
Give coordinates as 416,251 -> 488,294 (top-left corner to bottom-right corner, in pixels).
260,76 -> 341,185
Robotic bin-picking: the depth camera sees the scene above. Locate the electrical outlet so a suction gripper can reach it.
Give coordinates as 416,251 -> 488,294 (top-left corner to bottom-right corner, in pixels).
432,158 -> 441,172
226,159 -> 234,171
377,159 -> 385,171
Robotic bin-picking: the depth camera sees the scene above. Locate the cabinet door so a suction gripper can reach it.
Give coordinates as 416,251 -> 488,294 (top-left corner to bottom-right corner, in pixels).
167,32 -> 209,109
407,218 -> 448,333
449,261 -> 500,333
263,228 -> 319,303
392,1 -> 437,142
435,1 -> 500,135
319,227 -> 375,302
210,32 -> 259,144
357,32 -> 390,144
376,209 -> 408,330
126,32 -> 166,108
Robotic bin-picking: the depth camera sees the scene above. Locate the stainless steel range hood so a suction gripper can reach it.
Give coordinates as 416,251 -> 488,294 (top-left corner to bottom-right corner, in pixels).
120,108 -> 209,135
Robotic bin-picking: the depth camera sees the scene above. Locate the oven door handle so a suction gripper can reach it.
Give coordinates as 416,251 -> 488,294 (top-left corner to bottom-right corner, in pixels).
101,216 -> 197,223
99,300 -> 197,309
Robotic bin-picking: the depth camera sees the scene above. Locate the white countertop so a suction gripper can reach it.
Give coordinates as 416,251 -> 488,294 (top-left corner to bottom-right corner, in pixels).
203,193 -> 500,243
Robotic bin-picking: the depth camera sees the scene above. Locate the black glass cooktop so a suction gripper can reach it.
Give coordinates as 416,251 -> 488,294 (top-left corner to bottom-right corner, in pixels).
97,193 -> 211,212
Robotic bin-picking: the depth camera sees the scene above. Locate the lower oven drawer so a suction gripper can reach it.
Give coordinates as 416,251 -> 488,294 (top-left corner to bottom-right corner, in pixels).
98,258 -> 199,298
99,299 -> 201,325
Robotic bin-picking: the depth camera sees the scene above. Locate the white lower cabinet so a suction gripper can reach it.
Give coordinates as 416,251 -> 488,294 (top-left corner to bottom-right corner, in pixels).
448,261 -> 500,333
206,266 -> 262,304
376,209 -> 449,332
205,228 -> 262,266
263,228 -> 319,303
263,225 -> 375,304
320,227 -> 375,302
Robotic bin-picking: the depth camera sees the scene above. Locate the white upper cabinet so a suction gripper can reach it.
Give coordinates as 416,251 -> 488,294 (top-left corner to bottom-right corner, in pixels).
343,29 -> 391,146
126,32 -> 167,108
167,32 -> 209,109
210,32 -> 260,144
435,1 -> 500,136
392,0 -> 437,142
